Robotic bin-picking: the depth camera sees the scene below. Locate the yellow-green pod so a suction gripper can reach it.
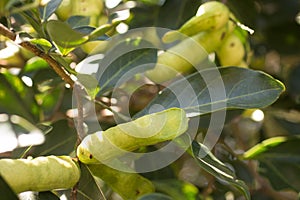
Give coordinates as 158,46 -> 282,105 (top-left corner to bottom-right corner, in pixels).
216,31 -> 246,66
0,156 -> 80,193
77,108 -> 189,164
163,1 -> 230,43
88,164 -> 154,200
146,21 -> 236,83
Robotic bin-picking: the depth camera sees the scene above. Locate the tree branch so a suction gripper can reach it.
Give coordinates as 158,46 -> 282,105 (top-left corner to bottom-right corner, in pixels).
0,23 -> 75,87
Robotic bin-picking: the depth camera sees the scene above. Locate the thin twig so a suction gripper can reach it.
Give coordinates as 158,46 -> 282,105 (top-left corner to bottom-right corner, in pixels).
0,23 -> 16,40
0,22 -> 75,87
74,82 -> 86,142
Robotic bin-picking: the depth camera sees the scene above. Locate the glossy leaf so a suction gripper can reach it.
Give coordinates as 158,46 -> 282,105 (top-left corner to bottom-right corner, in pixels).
243,136 -> 300,191
96,38 -> 157,95
137,67 -> 285,117
29,38 -> 52,51
88,164 -> 154,200
77,164 -> 106,200
46,20 -> 88,55
192,141 -> 250,200
39,0 -> 62,21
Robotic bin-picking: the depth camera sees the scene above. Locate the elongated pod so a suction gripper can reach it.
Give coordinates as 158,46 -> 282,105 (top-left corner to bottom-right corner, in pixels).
88,164 -> 154,199
146,21 -> 235,83
0,156 -> 80,193
77,108 -> 189,164
163,1 -> 230,43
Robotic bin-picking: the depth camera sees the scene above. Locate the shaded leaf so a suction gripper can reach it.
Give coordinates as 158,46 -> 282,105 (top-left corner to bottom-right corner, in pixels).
67,16 -> 90,28
88,164 -> 155,199
0,175 -> 18,200
30,120 -> 77,156
137,67 -> 285,118
39,0 -> 62,21
243,136 -> 300,191
96,38 -> 157,95
137,193 -> 173,200
77,164 -> 106,200
38,191 -> 60,200
0,73 -> 39,121
153,179 -> 198,200
192,141 -> 250,200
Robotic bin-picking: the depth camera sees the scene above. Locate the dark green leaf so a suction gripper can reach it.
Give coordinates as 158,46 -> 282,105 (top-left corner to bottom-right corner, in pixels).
0,73 -> 39,121
243,136 -> 300,191
30,120 -> 77,156
67,16 -> 90,28
77,164 -> 106,200
153,179 -> 198,200
0,175 -> 18,200
137,193 -> 173,200
39,0 -> 62,21
137,67 -> 285,118
192,141 -> 250,200
88,164 -> 155,200
38,191 -> 60,200
96,38 -> 157,95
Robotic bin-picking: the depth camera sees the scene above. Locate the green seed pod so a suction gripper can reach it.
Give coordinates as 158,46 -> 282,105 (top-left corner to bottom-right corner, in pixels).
216,31 -> 246,66
0,156 -> 80,193
88,164 -> 154,199
77,108 -> 189,164
146,21 -> 236,83
163,1 -> 230,43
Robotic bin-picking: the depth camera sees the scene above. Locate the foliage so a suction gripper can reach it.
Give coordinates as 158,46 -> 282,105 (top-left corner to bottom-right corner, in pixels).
0,0 -> 299,200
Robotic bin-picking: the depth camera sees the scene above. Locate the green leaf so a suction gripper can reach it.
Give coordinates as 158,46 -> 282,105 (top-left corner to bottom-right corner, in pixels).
67,16 -> 90,28
22,57 -> 49,75
46,20 -> 88,55
29,38 -> 53,51
38,191 -> 60,200
0,73 -> 39,121
96,38 -> 157,95
77,164 -> 106,200
39,0 -> 62,21
137,193 -> 173,200
137,67 -> 285,117
243,136 -> 300,191
88,164 -> 155,200
0,175 -> 18,200
152,179 -> 198,200
192,141 -> 250,200
29,120 -> 77,156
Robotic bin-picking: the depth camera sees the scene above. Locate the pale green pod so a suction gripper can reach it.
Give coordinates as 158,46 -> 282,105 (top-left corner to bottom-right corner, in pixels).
162,1 -> 230,43
146,21 -> 236,83
77,108 -> 189,164
216,31 -> 246,66
0,156 -> 80,193
88,164 -> 154,200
